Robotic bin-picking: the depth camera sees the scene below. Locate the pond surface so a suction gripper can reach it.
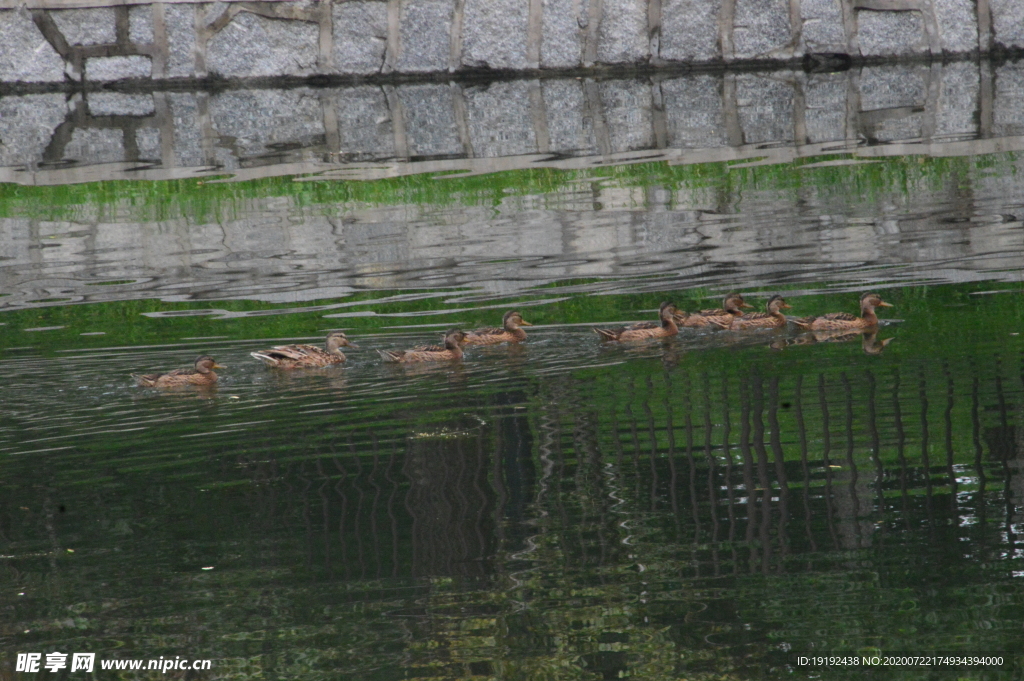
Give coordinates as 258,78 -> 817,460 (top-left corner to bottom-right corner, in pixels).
2,67 -> 1024,680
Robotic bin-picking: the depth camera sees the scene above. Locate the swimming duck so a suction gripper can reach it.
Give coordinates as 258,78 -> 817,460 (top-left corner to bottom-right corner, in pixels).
674,293 -> 752,328
133,355 -> 224,387
250,330 -> 358,369
714,295 -> 792,330
464,310 -> 533,345
378,328 -> 467,363
793,292 -> 893,331
594,302 -> 680,341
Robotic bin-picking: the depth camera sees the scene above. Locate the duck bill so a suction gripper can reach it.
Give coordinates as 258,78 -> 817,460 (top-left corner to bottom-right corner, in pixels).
741,302 -> 754,309
876,301 -> 893,307
781,304 -> 793,310
213,364 -> 226,369
344,342 -> 360,349
519,320 -> 534,326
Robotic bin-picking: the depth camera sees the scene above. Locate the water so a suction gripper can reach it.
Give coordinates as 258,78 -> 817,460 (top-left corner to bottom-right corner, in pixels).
2,65 -> 1024,679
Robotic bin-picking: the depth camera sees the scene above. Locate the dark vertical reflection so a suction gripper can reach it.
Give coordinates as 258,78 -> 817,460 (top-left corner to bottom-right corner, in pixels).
795,375 -> 817,553
943,365 -> 958,501
703,373 -> 720,549
402,421 -> 494,578
835,373 -> 863,549
739,374 -> 757,568
818,374 -> 840,549
768,376 -> 789,564
919,369 -> 934,528
972,375 -> 988,528
893,368 -> 911,531
751,372 -> 773,572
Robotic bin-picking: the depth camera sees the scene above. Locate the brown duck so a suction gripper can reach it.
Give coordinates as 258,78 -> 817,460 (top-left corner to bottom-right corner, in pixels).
250,331 -> 357,369
793,292 -> 893,331
594,302 -> 680,342
674,293 -> 752,328
133,355 -> 224,388
463,310 -> 533,345
714,295 -> 792,330
378,328 -> 467,363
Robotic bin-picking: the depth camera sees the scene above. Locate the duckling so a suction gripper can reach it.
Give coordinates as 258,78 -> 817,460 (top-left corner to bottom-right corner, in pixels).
378,328 -> 467,363
674,293 -> 752,328
793,292 -> 893,331
464,310 -> 533,345
251,330 -> 357,369
594,302 -> 680,342
133,355 -> 224,388
713,295 -> 792,330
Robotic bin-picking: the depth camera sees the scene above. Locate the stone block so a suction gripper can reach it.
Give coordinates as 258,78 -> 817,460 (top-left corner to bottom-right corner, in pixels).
462,0 -> 530,69
991,0 -> 1024,49
209,89 -> 325,158
541,0 -> 582,67
660,0 -> 721,62
934,62 -> 978,137
64,128 -> 125,164
86,56 -> 152,81
395,0 -> 453,72
662,75 -> 728,148
733,0 -> 792,59
542,80 -> 596,155
167,93 -> 202,167
935,0 -> 976,53
129,5 -> 154,44
857,10 -> 927,56
600,80 -> 653,151
736,75 -> 794,144
465,81 -> 536,157
88,93 -> 155,116
207,12 -> 319,77
396,84 -> 461,156
804,73 -> 847,143
597,0 -> 648,64
333,86 -> 395,159
801,0 -> 846,54
0,94 -> 69,167
0,10 -> 65,83
993,63 -> 1024,137
333,1 -> 387,74
872,112 -> 922,141
859,65 -> 926,110
51,8 -> 115,45
136,128 -> 162,161
165,4 -> 196,77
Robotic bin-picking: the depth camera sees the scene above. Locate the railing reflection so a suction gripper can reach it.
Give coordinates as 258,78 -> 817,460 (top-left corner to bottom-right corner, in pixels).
237,353 -> 1021,585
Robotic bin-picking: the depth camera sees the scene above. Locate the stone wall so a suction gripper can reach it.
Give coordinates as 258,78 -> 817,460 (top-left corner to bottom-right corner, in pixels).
1,0 -> 1023,84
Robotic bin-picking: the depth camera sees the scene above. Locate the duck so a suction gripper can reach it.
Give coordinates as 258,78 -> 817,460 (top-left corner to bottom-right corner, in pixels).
793,292 -> 893,331
594,302 -> 680,341
250,330 -> 357,369
463,310 -> 533,345
133,355 -> 224,388
713,295 -> 792,330
378,328 -> 468,363
674,293 -> 752,328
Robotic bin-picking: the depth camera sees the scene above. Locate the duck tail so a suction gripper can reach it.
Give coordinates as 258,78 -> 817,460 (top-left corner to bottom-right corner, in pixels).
132,373 -> 156,387
250,351 -> 279,367
377,349 -> 403,363
593,327 -> 620,342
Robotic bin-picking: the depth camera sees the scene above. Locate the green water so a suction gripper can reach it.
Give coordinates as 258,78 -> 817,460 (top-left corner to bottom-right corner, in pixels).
2,151 -> 1024,680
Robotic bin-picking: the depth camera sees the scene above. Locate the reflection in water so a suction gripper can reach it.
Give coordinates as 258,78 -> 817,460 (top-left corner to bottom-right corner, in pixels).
771,328 -> 896,355
0,320 -> 1022,677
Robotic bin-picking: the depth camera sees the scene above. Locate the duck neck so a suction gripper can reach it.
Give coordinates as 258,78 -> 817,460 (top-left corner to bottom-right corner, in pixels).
507,325 -> 527,341
327,341 -> 345,357
446,341 -> 464,358
860,304 -> 879,325
661,316 -> 678,333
